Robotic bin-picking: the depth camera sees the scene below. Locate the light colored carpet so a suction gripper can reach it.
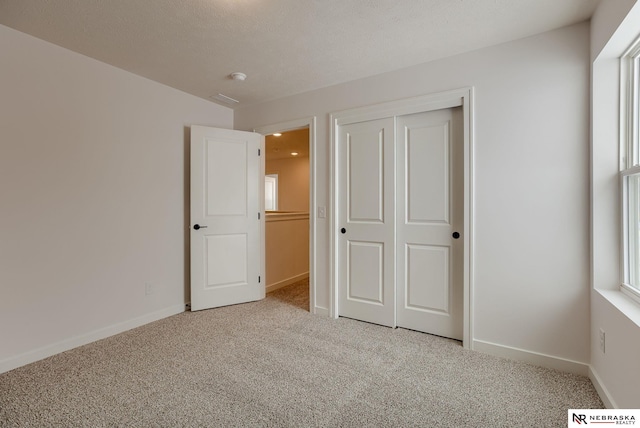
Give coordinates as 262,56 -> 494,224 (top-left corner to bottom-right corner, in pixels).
0,280 -> 602,427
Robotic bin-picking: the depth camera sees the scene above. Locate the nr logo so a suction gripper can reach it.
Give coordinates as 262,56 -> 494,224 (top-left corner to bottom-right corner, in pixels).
573,413 -> 588,424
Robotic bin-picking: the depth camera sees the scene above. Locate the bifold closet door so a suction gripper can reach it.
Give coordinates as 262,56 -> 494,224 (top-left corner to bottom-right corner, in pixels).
396,107 -> 463,340
337,117 -> 396,327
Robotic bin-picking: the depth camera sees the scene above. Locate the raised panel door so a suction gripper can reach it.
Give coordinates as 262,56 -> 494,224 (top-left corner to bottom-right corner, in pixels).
191,126 -> 264,311
396,108 -> 463,339
338,118 -> 395,327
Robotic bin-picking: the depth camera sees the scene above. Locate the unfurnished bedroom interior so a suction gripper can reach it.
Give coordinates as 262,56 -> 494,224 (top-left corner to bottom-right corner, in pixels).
1,0 -> 640,426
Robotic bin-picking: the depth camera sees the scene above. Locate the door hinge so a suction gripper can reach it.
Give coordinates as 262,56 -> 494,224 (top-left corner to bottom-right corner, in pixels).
258,276 -> 261,283
258,149 -> 261,156
258,212 -> 261,220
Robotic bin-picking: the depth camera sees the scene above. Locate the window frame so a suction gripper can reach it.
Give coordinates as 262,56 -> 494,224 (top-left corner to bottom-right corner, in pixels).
264,174 -> 278,211
620,36 -> 640,304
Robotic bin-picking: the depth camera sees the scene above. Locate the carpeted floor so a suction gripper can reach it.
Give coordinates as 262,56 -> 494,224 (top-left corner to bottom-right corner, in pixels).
0,280 -> 602,427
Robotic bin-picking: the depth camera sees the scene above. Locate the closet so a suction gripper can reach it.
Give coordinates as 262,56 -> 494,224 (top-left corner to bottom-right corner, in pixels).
336,104 -> 464,340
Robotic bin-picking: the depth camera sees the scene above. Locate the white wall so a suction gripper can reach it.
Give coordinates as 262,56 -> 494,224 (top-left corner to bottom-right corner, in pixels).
590,0 -> 640,409
0,25 -> 232,373
236,23 -> 591,371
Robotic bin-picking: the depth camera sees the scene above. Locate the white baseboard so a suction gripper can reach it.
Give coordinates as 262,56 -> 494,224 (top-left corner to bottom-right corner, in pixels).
0,304 -> 185,375
265,272 -> 309,293
472,339 -> 589,376
588,366 -> 617,409
314,306 -> 329,316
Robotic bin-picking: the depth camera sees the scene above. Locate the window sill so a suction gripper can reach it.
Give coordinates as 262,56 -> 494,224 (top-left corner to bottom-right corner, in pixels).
597,288 -> 640,328
621,283 -> 640,305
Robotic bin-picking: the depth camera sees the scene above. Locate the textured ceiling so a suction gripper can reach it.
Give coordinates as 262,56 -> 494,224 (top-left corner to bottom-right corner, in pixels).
0,0 -> 599,108
266,128 -> 309,161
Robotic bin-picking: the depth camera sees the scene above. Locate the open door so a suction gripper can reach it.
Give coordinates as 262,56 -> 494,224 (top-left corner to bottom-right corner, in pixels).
190,125 -> 265,311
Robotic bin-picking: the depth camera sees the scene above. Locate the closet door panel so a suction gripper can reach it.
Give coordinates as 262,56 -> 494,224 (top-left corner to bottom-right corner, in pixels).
338,118 -> 396,327
396,108 -> 464,340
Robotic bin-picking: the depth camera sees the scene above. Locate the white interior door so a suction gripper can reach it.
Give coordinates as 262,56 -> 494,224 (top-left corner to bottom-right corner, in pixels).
396,108 -> 463,340
190,125 -> 265,311
338,117 -> 396,327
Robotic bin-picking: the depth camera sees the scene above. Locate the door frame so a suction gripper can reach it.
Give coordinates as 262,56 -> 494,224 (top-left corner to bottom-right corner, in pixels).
254,117 -> 318,314
330,88 -> 475,348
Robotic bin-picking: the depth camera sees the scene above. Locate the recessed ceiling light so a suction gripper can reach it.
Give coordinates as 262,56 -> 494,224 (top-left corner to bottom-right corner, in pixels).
272,133 -> 282,137
291,152 -> 299,156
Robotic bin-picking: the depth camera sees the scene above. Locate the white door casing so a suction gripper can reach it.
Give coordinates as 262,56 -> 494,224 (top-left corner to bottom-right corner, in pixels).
338,117 -> 396,327
396,108 -> 464,340
190,125 -> 265,311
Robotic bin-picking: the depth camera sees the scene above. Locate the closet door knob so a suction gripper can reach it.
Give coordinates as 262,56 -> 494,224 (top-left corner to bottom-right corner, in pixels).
452,232 -> 460,239
194,224 -> 208,230
341,228 -> 346,234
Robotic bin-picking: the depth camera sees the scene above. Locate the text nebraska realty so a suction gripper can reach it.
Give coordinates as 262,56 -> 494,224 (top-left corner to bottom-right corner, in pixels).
573,413 -> 636,424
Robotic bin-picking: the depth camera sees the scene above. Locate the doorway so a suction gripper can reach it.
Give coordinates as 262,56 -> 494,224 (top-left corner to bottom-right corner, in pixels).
264,128 -> 309,294
254,118 -> 317,313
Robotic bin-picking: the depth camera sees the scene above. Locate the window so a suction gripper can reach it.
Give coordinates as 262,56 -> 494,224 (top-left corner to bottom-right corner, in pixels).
621,36 -> 640,302
265,174 -> 278,211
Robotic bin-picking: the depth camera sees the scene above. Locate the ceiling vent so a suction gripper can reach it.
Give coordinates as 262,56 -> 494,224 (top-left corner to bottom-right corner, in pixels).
210,93 -> 239,105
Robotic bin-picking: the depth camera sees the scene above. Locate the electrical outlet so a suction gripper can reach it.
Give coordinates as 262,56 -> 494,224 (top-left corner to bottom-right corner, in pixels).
145,282 -> 155,296
318,206 -> 326,218
599,328 -> 606,353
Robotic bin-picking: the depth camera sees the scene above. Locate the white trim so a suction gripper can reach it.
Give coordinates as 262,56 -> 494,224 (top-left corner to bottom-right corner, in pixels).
265,211 -> 309,222
332,88 -> 469,126
621,36 -> 640,169
330,88 -> 475,348
589,365 -> 618,409
253,117 -> 319,315
265,272 -> 309,293
329,113 -> 337,319
620,36 -> 640,297
473,339 -> 589,376
620,48 -> 632,170
0,304 -> 185,375
620,165 -> 640,176
597,289 -> 640,327
621,172 -> 631,287
621,282 -> 640,305
260,135 -> 266,301
463,88 -> 476,348
314,306 -> 329,317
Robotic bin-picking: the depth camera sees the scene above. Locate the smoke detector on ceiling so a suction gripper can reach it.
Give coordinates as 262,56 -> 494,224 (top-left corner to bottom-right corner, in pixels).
230,72 -> 247,81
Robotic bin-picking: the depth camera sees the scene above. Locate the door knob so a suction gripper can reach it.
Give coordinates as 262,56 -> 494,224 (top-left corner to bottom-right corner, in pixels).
452,231 -> 460,239
341,228 -> 346,234
194,224 -> 208,230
